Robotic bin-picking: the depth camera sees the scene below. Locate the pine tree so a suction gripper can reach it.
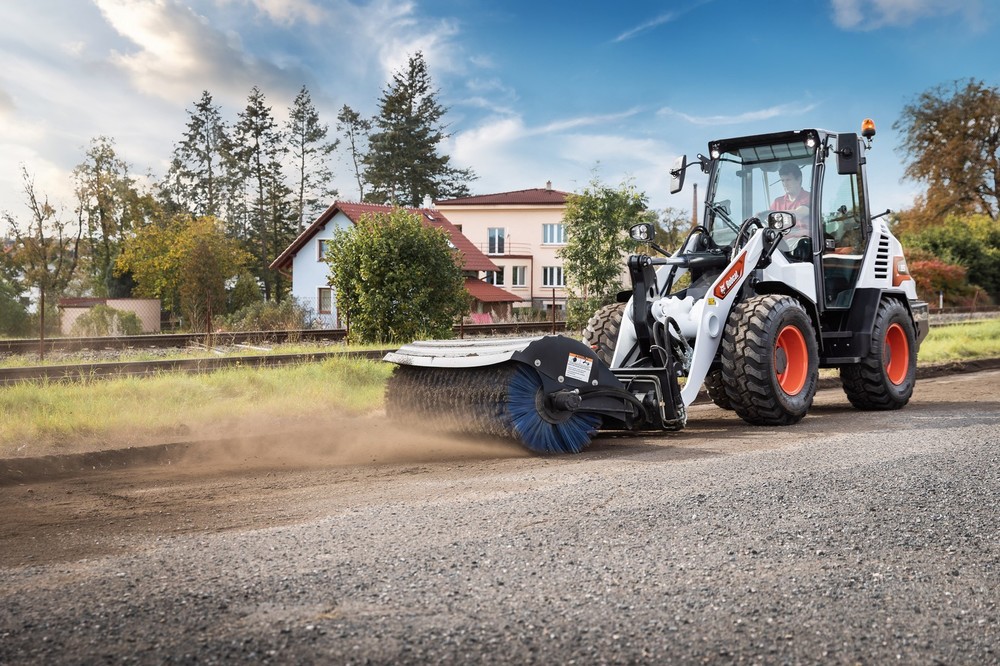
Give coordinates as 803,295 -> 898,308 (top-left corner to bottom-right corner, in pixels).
286,86 -> 339,231
165,91 -> 229,218
230,87 -> 294,301
363,52 -> 475,207
337,104 -> 372,201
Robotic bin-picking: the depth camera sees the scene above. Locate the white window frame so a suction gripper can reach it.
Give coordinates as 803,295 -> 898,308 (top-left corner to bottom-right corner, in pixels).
542,266 -> 565,288
318,287 -> 333,314
511,265 -> 526,287
318,239 -> 331,261
487,227 -> 506,254
542,223 -> 565,245
485,268 -> 505,286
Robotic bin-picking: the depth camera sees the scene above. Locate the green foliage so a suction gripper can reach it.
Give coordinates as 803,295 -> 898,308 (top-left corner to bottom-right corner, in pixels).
560,175 -> 651,329
363,52 -> 475,206
164,90 -> 230,218
116,214 -> 250,332
337,104 -> 372,201
652,207 -> 693,253
903,214 -> 1000,300
220,298 -> 313,332
69,304 -> 143,337
227,270 -> 263,314
325,208 -> 468,343
0,277 -> 30,337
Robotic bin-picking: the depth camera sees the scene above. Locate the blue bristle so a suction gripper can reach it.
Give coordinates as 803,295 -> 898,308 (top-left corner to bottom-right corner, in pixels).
506,364 -> 601,454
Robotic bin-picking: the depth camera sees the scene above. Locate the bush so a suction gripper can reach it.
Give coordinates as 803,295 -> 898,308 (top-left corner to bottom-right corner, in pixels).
70,305 -> 143,337
219,298 -> 314,332
0,280 -> 30,337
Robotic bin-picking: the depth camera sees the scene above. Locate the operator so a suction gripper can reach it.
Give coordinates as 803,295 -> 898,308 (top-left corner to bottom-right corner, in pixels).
772,163 -> 810,233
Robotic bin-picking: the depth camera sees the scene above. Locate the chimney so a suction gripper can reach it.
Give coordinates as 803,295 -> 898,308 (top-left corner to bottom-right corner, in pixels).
545,180 -> 552,191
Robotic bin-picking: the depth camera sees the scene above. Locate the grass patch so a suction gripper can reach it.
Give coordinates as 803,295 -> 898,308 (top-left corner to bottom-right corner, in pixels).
918,318 -> 1000,363
0,357 -> 393,456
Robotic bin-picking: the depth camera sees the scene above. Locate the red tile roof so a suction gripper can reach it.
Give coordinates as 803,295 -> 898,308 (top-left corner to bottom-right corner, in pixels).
463,277 -> 521,303
270,202 -> 497,272
435,187 -> 569,206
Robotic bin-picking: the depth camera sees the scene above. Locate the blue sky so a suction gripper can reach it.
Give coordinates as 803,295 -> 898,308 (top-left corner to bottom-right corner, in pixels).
1,0 -> 998,230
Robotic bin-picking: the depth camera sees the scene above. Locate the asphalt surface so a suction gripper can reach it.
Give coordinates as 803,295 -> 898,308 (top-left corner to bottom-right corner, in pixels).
1,371 -> 998,664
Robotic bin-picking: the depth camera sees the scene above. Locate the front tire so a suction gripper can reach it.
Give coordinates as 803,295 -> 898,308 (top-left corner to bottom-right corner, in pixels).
840,298 -> 917,410
720,295 -> 819,425
583,302 -> 626,366
704,369 -> 733,410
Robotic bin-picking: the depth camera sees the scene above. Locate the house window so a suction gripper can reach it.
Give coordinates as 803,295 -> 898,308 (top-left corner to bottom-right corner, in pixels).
318,287 -> 333,314
486,268 -> 505,286
511,266 -> 526,287
488,227 -> 505,254
542,266 -> 565,288
542,223 -> 565,245
318,239 -> 331,260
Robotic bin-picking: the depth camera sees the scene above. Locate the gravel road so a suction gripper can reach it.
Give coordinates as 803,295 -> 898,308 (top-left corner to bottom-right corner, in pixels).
1,371 -> 998,664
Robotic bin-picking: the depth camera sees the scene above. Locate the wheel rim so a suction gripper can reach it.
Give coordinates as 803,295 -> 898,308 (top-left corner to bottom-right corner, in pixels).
884,323 -> 910,385
774,325 -> 808,395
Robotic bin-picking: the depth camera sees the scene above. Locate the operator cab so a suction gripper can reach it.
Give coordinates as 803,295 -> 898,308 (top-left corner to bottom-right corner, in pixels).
676,128 -> 873,311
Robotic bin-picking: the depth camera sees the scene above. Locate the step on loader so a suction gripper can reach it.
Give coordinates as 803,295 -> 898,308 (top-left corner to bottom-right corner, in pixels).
384,120 -> 929,453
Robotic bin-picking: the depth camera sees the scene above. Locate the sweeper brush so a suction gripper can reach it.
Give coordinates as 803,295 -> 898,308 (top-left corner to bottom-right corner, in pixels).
384,120 -> 930,454
384,336 -> 654,453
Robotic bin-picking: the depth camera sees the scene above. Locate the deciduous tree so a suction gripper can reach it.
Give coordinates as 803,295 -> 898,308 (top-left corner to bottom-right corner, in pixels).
894,79 -> 1000,225
116,214 -> 250,331
560,176 -> 652,329
324,208 -> 467,343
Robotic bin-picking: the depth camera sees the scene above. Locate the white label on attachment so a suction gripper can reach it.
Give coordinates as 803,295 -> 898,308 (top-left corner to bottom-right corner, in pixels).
564,353 -> 593,382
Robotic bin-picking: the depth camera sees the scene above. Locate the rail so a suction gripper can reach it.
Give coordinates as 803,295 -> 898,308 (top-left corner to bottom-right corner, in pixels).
0,321 -> 568,356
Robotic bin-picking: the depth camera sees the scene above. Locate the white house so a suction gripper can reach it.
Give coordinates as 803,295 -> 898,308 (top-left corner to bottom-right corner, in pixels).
270,201 -> 519,328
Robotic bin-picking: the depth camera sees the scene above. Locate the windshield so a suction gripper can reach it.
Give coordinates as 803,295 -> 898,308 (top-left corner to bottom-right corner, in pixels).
705,139 -> 816,247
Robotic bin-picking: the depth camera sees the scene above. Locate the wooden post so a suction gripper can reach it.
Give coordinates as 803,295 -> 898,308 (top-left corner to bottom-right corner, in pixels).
692,183 -> 698,226
38,289 -> 45,361
551,288 -> 556,334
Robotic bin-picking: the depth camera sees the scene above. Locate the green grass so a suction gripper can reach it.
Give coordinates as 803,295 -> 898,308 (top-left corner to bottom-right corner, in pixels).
918,318 -> 1000,363
0,357 -> 393,456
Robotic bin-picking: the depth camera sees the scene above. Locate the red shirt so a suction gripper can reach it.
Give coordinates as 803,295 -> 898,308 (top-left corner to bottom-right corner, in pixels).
772,189 -> 810,212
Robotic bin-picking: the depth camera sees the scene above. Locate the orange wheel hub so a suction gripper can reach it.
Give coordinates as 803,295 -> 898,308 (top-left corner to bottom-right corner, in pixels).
884,323 -> 910,385
774,325 -> 809,395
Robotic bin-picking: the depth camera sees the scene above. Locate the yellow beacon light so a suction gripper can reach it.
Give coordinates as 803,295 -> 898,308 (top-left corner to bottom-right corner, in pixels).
861,118 -> 876,140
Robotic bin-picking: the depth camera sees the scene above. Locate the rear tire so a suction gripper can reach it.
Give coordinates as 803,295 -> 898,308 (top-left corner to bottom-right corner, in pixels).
720,294 -> 819,425
704,369 -> 733,410
583,302 -> 626,366
840,298 -> 917,410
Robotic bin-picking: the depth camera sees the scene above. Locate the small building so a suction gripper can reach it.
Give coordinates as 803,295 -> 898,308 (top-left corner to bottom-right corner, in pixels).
58,298 -> 161,335
270,202 -> 520,327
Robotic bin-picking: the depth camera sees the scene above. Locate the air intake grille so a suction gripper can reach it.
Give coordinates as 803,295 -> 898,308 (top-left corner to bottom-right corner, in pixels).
873,234 -> 890,280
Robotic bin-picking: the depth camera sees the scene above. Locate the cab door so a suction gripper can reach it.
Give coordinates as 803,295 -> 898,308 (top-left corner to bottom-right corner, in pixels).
818,138 -> 868,308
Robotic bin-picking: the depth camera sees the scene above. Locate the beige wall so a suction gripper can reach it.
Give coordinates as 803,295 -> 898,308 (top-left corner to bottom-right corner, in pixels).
61,299 -> 161,335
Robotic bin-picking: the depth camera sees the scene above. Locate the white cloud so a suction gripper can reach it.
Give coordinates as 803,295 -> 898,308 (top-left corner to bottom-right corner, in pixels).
613,12 -> 678,43
658,103 -> 819,126
450,112 -> 678,208
831,0 -> 981,30
241,0 -> 328,25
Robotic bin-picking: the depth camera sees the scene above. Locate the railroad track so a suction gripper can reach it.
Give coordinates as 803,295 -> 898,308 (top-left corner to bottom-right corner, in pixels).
0,349 -> 393,386
0,321 -> 566,356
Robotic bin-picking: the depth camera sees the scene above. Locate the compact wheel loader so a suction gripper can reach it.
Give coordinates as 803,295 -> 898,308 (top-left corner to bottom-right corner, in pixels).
384,120 -> 929,453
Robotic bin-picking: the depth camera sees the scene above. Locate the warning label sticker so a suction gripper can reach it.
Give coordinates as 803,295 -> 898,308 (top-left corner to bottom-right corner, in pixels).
565,353 -> 593,382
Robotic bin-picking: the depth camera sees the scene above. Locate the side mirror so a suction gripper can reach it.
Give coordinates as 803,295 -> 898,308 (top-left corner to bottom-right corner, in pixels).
767,211 -> 796,232
630,223 -> 656,243
836,133 -> 860,174
670,155 -> 687,194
